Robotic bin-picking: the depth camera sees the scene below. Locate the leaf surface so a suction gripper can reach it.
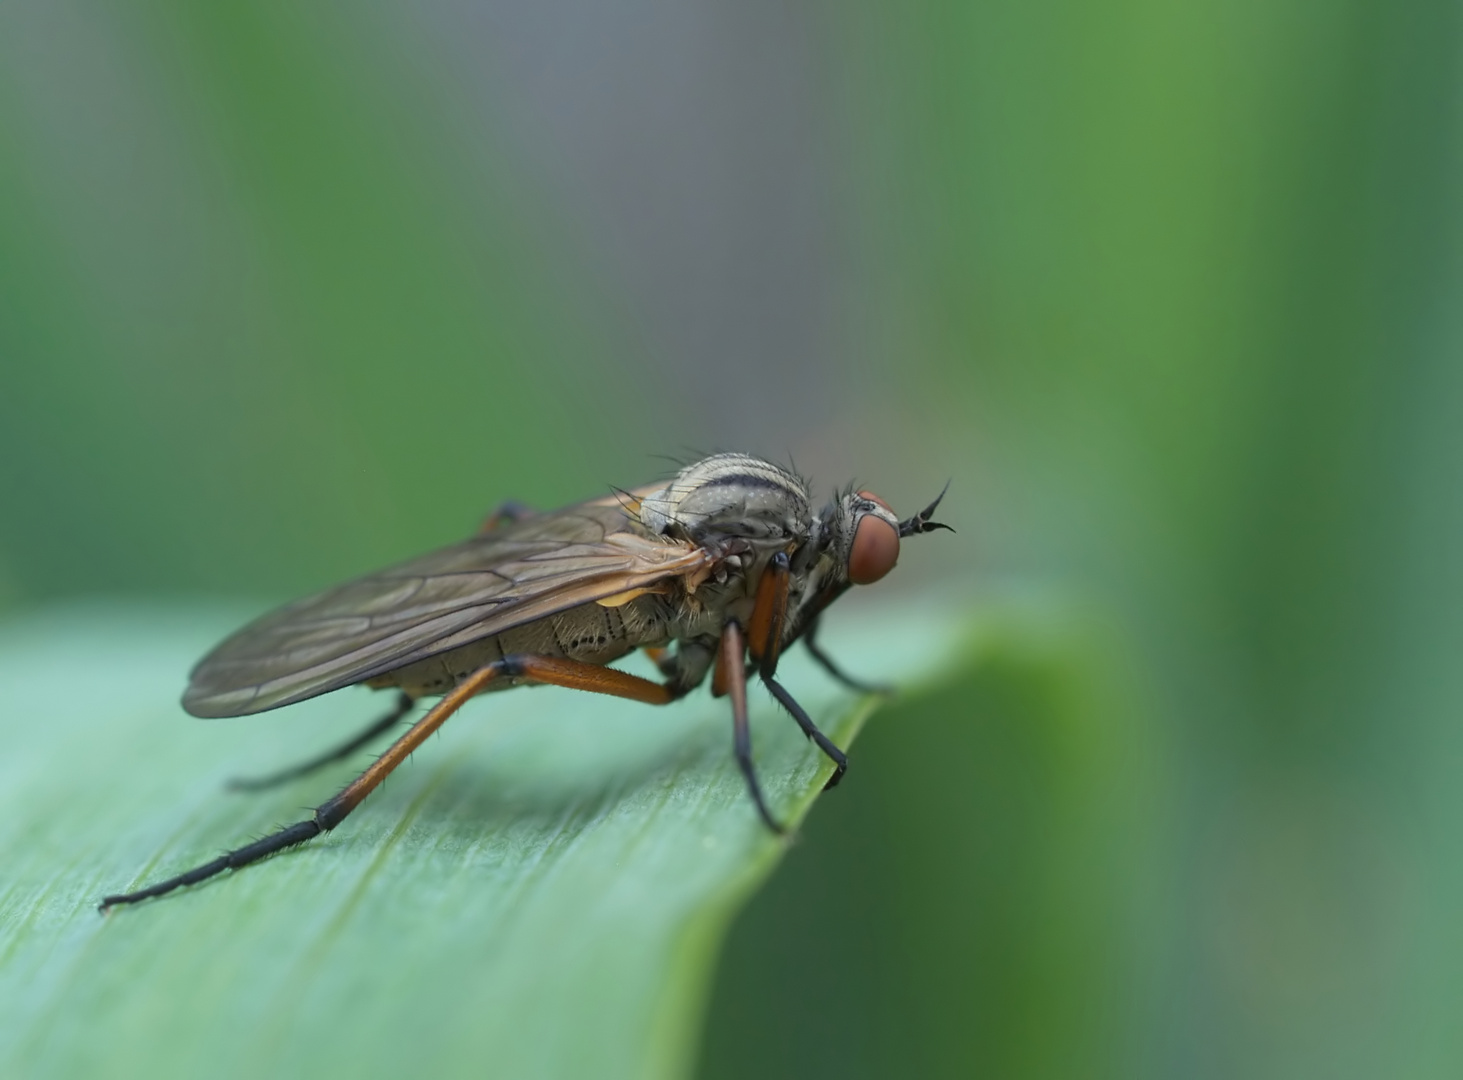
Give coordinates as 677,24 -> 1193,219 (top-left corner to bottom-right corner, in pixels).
0,597 -> 972,1080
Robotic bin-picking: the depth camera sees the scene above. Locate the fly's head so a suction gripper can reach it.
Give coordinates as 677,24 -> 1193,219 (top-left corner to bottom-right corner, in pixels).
793,482 -> 953,600
639,453 -> 812,572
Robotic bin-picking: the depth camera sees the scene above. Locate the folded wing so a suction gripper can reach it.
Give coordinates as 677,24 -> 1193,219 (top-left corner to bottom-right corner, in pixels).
183,498 -> 705,717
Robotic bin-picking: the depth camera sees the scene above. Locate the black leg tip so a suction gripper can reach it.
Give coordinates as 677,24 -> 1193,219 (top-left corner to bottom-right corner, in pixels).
752,799 -> 788,836
224,773 -> 293,793
841,678 -> 894,696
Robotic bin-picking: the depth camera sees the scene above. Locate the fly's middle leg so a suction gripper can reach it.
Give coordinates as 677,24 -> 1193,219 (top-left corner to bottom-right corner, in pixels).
226,691 -> 416,792
720,620 -> 785,835
751,554 -> 850,789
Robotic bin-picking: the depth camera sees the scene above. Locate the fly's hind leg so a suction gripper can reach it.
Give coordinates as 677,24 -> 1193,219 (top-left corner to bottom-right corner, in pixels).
101,657 -> 679,910
226,692 -> 416,793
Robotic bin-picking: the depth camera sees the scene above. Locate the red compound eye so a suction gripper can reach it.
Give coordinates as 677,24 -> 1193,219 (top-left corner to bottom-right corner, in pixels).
848,499 -> 900,585
858,490 -> 893,513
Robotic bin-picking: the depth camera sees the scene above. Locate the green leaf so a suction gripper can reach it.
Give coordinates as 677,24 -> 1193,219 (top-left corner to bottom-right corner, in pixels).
0,597 -> 974,1080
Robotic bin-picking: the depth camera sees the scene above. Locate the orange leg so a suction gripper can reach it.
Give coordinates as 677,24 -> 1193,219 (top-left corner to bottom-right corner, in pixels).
100,655 -> 674,910
746,552 -> 791,669
716,551 -> 790,696
710,633 -> 734,698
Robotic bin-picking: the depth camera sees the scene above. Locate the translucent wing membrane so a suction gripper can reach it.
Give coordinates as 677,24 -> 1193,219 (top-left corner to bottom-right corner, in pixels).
183,499 -> 706,717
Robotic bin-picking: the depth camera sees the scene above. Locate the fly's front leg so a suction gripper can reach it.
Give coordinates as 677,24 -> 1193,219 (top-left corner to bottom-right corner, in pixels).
226,692 -> 416,792
752,552 -> 849,789
803,617 -> 893,696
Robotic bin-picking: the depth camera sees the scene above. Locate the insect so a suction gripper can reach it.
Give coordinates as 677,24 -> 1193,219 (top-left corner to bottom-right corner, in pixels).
100,453 -> 950,909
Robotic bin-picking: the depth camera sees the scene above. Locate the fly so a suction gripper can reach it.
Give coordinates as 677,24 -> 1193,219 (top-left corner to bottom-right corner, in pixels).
100,453 -> 951,909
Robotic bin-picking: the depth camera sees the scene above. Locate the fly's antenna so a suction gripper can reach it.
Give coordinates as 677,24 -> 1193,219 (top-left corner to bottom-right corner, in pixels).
898,480 -> 954,538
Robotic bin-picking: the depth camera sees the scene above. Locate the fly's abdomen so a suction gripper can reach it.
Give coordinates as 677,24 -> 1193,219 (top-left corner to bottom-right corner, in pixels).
364,594 -> 672,698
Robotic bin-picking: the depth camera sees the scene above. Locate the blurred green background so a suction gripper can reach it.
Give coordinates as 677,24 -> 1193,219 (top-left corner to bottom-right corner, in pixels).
2,1 -> 1459,1077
